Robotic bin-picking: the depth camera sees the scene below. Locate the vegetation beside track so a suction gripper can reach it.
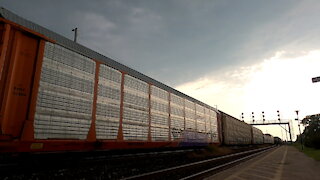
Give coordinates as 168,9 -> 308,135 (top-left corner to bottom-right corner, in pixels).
292,142 -> 320,161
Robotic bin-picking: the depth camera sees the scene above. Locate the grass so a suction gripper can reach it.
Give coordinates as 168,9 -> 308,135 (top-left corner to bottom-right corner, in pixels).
292,143 -> 320,161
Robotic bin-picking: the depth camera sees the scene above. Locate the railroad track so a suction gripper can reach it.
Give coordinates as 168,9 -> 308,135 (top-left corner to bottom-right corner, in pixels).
0,148 -> 204,179
0,145 -> 275,179
123,145 -> 277,180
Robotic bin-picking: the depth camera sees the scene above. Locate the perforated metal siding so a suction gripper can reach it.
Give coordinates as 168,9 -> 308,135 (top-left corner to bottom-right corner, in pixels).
204,108 -> 211,141
223,114 -> 252,145
196,104 -> 206,133
209,110 -> 219,142
34,42 -> 95,139
170,94 -> 185,140
96,64 -> 121,140
252,127 -> 263,144
123,75 -> 149,140
150,86 -> 169,141
263,134 -> 274,144
185,100 -> 196,131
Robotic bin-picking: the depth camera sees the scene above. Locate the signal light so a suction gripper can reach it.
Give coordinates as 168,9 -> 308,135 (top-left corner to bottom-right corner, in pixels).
252,112 -> 255,123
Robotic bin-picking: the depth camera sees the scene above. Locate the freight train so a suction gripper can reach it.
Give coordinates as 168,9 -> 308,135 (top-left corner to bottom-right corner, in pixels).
0,8 -> 274,153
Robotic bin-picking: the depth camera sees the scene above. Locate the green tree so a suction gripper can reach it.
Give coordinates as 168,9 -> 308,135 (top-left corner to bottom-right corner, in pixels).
302,114 -> 320,149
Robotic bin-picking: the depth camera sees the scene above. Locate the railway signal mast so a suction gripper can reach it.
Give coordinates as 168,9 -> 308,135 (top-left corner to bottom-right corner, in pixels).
248,111 -> 293,142
295,110 -> 303,150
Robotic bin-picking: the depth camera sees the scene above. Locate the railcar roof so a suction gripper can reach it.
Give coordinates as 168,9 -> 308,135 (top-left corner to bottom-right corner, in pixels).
0,7 -> 219,113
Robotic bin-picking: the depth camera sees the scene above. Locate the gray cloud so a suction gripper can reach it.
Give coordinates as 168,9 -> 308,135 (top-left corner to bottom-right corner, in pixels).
2,0 -> 320,86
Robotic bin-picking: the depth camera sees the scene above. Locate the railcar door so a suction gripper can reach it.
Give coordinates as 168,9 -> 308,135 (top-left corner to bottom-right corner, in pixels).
0,23 -> 42,138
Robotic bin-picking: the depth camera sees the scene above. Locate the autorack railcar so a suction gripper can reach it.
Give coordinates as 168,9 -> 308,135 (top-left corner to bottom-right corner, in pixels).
0,8 -> 273,153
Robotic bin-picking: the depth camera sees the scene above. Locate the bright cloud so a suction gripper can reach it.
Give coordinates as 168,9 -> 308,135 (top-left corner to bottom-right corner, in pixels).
176,50 -> 320,140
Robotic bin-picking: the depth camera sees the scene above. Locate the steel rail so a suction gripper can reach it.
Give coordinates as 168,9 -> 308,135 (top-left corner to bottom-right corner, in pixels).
122,145 -> 277,180
181,145 -> 277,179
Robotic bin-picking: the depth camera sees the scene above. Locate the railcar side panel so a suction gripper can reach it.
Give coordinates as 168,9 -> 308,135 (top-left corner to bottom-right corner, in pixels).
96,64 -> 121,140
204,108 -> 211,141
222,113 -> 252,145
196,104 -> 206,134
209,110 -> 219,143
0,24 -> 10,114
170,93 -> 185,140
150,85 -> 169,141
252,127 -> 263,144
263,134 -> 274,144
184,99 -> 196,131
34,42 -> 96,139
0,25 -> 41,137
122,74 -> 149,141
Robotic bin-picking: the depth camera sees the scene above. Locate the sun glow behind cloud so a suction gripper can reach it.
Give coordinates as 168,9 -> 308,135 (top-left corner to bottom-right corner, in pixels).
176,50 -> 320,140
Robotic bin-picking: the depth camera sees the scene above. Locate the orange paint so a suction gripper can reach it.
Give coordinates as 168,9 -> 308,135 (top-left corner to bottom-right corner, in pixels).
87,61 -> 101,141
148,84 -> 151,141
168,92 -> 171,141
204,108 -> 207,134
209,111 -> 212,142
194,104 -> 197,132
217,112 -> 223,144
0,24 -> 10,83
0,23 -> 11,129
183,99 -> 186,130
21,39 -> 46,141
117,72 -> 125,141
0,30 -> 41,137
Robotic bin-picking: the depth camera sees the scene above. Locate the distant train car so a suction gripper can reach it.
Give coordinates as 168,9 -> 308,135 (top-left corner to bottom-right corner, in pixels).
221,113 -> 252,145
252,127 -> 264,144
273,137 -> 282,145
263,134 -> 274,144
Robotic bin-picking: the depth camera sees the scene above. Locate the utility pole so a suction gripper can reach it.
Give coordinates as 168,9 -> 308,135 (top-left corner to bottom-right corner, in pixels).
72,27 -> 78,42
296,110 -> 303,150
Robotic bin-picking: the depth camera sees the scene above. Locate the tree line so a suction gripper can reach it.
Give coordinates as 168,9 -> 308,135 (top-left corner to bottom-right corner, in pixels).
297,114 -> 320,149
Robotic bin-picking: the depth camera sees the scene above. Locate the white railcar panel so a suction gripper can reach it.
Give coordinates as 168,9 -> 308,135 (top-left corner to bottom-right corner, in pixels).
170,116 -> 184,140
150,86 -> 169,141
96,64 -> 121,140
170,93 -> 184,106
34,42 -> 95,139
185,100 -> 195,131
196,104 -> 206,132
151,85 -> 168,100
223,114 -> 252,145
204,108 -> 211,133
123,123 -> 148,141
123,75 -> 149,140
170,94 -> 184,140
263,134 -> 274,144
185,99 -> 195,110
170,106 -> 184,117
151,127 -> 169,141
252,127 -> 264,144
209,110 -> 219,143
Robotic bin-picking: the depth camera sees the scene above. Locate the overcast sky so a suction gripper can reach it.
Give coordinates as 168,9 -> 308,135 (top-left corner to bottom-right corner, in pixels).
2,1 -> 320,140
